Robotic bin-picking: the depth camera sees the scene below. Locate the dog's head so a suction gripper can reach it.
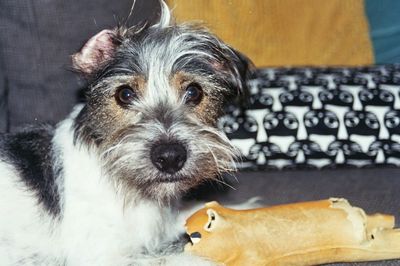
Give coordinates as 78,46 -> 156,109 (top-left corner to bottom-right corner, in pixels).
72,2 -> 251,202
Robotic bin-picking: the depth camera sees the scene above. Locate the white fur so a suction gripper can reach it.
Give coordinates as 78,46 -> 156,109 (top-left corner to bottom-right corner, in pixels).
151,0 -> 171,29
0,162 -> 60,265
0,108 -> 213,265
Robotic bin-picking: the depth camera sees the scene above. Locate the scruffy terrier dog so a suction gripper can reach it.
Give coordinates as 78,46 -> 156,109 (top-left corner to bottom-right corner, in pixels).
0,2 -> 250,265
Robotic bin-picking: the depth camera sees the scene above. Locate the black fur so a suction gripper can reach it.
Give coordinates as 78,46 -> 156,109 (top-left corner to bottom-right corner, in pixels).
0,125 -> 62,216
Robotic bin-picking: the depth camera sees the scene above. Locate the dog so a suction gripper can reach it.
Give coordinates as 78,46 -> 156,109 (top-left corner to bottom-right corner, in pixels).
0,1 -> 251,265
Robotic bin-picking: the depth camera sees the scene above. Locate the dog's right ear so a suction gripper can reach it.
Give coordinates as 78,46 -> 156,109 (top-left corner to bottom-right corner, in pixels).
72,29 -> 120,78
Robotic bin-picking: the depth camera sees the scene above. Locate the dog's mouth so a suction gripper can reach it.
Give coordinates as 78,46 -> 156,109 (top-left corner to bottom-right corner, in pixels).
156,174 -> 188,183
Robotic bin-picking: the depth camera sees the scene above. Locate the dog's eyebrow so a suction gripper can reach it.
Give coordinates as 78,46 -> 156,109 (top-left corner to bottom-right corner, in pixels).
98,60 -> 140,80
173,58 -> 216,77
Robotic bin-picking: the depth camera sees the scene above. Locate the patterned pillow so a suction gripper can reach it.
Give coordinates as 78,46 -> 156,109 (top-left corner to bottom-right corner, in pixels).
218,64 -> 400,170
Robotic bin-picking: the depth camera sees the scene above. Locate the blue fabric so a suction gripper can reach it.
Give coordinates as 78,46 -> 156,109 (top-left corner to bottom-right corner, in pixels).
365,0 -> 400,63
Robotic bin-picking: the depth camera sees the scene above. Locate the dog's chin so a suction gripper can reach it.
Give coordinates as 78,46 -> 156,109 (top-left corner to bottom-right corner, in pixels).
135,172 -> 205,202
153,174 -> 194,192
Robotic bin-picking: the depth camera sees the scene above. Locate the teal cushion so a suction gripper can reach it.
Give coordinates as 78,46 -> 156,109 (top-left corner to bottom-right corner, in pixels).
366,0 -> 400,63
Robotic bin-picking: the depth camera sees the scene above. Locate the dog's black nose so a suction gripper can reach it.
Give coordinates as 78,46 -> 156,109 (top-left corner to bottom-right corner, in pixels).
151,143 -> 187,174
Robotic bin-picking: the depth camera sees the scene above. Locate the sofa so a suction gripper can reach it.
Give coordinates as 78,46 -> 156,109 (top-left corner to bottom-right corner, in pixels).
0,0 -> 399,265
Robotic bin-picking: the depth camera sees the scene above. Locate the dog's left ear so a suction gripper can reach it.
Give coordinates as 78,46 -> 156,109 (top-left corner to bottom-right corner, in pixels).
231,48 -> 253,96
221,48 -> 254,107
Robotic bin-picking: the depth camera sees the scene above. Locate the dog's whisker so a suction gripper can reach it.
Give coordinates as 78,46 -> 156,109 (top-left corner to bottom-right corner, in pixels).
203,143 -> 236,174
212,176 -> 237,191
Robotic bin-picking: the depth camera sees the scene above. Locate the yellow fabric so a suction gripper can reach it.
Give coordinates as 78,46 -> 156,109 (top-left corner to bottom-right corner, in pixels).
167,0 -> 374,67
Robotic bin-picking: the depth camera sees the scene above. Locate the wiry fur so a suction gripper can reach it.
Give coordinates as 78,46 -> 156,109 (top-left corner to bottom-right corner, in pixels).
0,1 -> 250,265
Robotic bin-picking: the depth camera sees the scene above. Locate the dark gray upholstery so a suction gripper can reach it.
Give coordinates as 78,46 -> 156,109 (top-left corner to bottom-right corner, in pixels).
0,68 -> 7,132
0,1 -> 399,265
0,0 -> 158,132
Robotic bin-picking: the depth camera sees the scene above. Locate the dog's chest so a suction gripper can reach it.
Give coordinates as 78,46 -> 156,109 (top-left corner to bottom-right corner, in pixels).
61,189 -> 176,264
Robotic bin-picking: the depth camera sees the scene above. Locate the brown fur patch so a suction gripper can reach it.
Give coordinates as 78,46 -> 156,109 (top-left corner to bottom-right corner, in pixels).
171,72 -> 225,125
83,75 -> 147,147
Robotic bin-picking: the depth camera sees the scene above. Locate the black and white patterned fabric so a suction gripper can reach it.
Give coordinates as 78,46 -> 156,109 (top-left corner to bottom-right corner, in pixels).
218,64 -> 400,170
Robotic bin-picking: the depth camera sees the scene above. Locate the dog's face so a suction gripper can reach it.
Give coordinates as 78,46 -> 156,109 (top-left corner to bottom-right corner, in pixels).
71,3 -> 249,202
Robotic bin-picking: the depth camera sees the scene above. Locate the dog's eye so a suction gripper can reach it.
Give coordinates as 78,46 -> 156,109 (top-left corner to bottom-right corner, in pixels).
184,83 -> 203,105
116,85 -> 136,105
